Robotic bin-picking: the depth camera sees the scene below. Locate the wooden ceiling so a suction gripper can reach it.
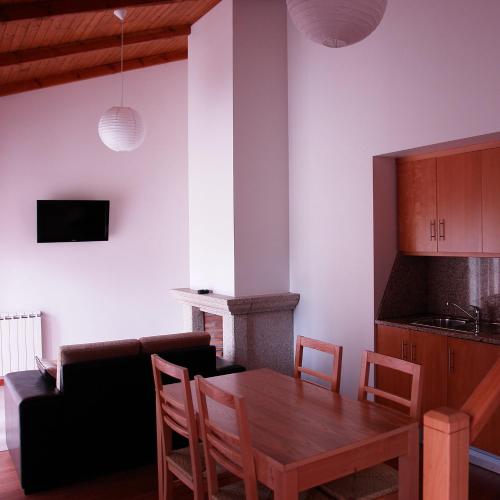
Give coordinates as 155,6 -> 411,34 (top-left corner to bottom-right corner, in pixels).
0,0 -> 220,97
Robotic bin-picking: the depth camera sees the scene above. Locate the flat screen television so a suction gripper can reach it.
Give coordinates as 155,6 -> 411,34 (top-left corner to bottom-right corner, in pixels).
37,200 -> 110,243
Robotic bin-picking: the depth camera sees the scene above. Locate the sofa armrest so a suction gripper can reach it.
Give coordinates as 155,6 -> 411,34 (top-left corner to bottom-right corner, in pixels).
215,357 -> 246,376
5,370 -> 64,493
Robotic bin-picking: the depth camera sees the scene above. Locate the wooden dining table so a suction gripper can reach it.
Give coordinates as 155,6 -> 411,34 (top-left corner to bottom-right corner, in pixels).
163,368 -> 419,500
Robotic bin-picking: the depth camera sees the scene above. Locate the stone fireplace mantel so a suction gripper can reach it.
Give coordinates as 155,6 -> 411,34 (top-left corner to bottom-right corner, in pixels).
170,288 -> 300,374
171,288 -> 300,315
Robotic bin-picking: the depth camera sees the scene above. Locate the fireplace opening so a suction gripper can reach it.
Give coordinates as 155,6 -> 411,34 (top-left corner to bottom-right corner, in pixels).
202,312 -> 223,357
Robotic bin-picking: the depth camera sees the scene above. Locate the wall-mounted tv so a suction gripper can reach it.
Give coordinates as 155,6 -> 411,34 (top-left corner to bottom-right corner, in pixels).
37,200 -> 110,243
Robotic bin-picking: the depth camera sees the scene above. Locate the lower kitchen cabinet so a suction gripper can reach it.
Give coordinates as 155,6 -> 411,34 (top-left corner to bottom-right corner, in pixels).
447,338 -> 500,455
409,330 -> 448,414
375,325 -> 447,416
376,325 -> 500,455
375,325 -> 411,412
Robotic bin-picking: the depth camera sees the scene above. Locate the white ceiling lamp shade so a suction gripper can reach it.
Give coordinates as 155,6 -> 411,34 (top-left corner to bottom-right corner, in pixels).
98,106 -> 145,152
286,0 -> 388,48
98,9 -> 145,152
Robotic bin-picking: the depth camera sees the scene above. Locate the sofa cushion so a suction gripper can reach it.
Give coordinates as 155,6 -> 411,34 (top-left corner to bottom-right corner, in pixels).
59,354 -> 151,478
139,332 -> 210,354
57,339 -> 142,393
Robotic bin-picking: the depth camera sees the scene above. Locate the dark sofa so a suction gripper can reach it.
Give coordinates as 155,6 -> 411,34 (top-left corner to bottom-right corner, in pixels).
4,332 -> 245,494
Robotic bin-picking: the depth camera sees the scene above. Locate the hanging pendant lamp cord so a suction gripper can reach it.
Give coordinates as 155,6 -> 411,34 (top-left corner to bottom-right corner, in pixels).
120,18 -> 124,107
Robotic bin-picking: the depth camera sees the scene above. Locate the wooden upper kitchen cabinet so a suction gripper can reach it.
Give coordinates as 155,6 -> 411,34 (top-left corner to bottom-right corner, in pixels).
397,159 -> 437,253
436,151 -> 482,253
375,325 -> 447,416
397,150 -> 487,255
447,338 -> 500,455
481,147 -> 500,253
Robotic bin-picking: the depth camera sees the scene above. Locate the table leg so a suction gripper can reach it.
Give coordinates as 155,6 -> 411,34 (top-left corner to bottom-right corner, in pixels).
274,469 -> 299,500
398,426 -> 419,500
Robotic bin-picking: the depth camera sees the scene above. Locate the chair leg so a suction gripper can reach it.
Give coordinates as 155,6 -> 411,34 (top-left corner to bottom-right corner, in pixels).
165,465 -> 174,499
157,448 -> 164,500
156,418 -> 165,500
193,483 -> 205,500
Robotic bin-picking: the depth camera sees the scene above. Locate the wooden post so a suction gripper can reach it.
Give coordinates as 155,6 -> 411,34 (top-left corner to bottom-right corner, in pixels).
423,407 -> 470,500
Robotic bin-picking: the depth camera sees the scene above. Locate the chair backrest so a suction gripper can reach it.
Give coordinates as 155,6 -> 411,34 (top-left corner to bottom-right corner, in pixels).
358,350 -> 422,419
151,355 -> 203,489
195,375 -> 259,500
294,335 -> 343,393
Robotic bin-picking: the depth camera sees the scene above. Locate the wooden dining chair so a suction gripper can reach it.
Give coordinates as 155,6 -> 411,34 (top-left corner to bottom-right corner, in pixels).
195,376 -> 331,500
294,335 -> 343,392
151,354 -> 204,500
319,350 -> 422,500
194,375 -> 271,500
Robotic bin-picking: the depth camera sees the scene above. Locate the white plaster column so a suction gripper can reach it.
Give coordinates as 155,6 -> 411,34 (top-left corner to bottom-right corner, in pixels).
188,0 -> 289,296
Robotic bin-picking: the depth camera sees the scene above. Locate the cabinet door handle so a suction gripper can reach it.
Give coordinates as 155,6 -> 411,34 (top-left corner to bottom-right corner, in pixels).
401,341 -> 408,360
439,219 -> 446,240
448,348 -> 455,373
430,220 -> 436,241
410,343 -> 416,363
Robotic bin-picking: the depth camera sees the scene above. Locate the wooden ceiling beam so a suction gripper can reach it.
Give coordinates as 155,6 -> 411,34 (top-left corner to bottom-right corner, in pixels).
0,0 -> 191,23
0,49 -> 187,97
0,24 -> 190,67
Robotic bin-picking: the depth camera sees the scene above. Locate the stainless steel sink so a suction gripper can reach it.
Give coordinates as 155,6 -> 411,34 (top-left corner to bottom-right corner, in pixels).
409,316 -> 500,335
411,317 -> 470,331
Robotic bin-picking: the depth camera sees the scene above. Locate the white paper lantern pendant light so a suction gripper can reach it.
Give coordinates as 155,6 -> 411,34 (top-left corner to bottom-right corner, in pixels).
286,0 -> 387,48
98,9 -> 145,152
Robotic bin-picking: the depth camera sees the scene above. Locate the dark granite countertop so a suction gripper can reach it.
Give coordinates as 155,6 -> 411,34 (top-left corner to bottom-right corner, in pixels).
376,316 -> 500,346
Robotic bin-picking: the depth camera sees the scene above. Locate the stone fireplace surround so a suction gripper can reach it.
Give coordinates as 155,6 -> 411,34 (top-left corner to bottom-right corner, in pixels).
171,288 -> 300,374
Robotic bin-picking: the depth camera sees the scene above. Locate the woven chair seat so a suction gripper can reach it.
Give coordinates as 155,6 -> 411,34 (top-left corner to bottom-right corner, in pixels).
211,482 -> 332,499
300,488 -> 334,499
167,443 -> 228,479
319,463 -> 398,500
166,443 -> 205,477
212,481 -> 272,500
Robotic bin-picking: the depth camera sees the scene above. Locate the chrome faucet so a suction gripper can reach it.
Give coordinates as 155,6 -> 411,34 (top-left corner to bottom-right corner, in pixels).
446,302 -> 481,334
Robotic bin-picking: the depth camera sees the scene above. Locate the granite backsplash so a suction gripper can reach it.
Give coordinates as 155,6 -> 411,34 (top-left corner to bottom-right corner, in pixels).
378,255 -> 500,323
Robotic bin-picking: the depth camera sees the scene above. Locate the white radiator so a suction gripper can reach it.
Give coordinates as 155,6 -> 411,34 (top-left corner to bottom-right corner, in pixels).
0,312 -> 42,376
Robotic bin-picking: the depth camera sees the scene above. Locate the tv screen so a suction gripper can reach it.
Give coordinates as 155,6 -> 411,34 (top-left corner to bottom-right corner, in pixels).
37,200 -> 110,243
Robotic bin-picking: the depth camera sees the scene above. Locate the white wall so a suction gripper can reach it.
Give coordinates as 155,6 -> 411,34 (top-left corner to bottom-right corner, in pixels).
288,0 -> 500,396
188,0 -> 235,296
0,62 -> 189,358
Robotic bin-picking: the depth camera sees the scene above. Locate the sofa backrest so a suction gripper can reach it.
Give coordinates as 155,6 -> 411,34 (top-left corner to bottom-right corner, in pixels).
139,331 -> 210,353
